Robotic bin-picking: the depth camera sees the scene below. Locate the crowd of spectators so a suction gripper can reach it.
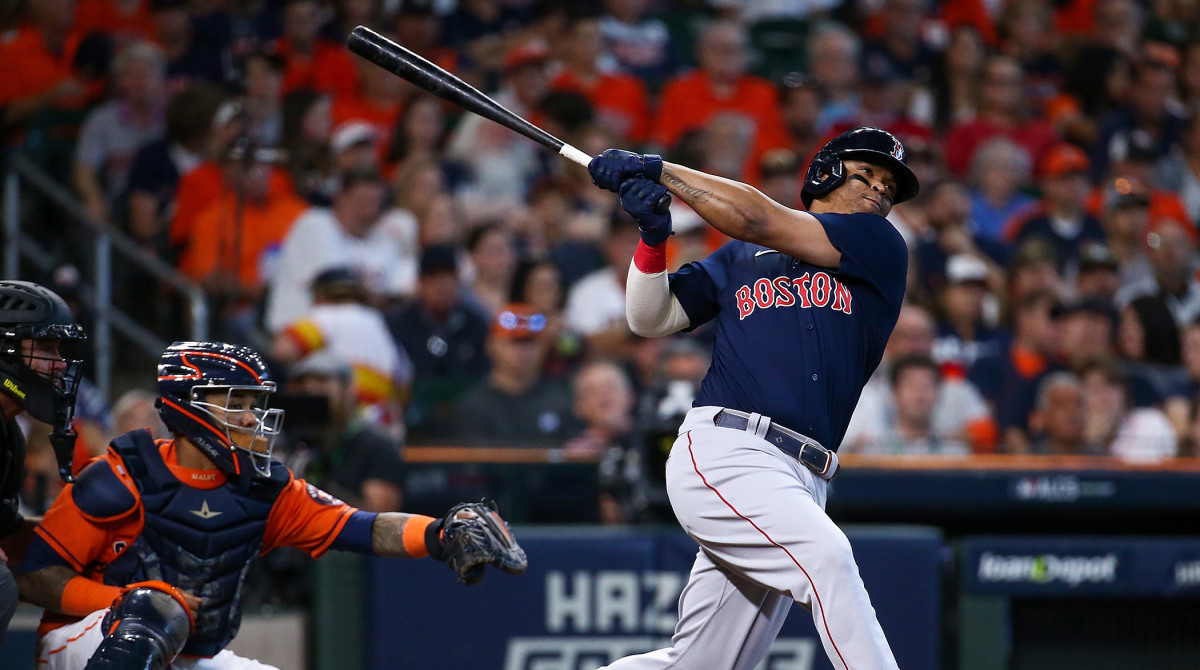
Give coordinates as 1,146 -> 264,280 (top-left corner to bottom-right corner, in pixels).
4,0 -> 1200,525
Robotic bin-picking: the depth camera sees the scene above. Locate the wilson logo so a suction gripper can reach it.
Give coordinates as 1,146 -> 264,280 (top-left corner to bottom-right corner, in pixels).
3,378 -> 25,399
735,273 -> 853,320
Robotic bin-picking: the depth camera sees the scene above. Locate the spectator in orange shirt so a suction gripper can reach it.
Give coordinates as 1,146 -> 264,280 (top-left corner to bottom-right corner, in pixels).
125,83 -> 225,253
169,100 -> 251,255
550,12 -> 649,144
178,147 -> 307,308
74,0 -> 155,48
330,47 -> 410,152
274,0 -> 359,99
0,0 -> 93,129
653,20 -> 788,160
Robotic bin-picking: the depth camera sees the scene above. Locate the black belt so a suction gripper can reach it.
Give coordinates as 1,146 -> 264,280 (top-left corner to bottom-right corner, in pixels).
713,409 -> 838,480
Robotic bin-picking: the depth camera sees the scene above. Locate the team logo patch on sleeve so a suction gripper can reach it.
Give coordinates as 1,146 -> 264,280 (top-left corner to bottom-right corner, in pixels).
306,483 -> 344,506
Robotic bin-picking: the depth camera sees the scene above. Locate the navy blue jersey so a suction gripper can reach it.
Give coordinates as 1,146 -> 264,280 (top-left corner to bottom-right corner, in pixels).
669,212 -> 908,450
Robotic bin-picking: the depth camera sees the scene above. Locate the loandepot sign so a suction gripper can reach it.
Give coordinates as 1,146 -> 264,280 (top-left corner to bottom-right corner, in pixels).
977,552 -> 1119,587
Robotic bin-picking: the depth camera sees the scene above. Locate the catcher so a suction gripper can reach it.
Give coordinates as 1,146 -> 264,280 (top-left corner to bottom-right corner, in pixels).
15,341 -> 526,670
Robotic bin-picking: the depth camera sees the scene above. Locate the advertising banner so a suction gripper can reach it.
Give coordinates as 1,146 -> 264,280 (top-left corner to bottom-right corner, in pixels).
367,526 -> 942,670
963,536 -> 1200,597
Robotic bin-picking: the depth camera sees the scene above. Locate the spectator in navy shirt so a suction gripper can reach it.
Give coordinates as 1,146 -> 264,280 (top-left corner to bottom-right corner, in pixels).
914,179 -> 1011,294
932,254 -> 1005,373
970,291 -> 1062,453
1007,143 -> 1107,269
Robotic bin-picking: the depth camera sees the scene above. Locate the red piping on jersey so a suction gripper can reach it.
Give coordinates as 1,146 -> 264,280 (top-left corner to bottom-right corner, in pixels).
43,613 -> 105,657
685,430 -> 850,670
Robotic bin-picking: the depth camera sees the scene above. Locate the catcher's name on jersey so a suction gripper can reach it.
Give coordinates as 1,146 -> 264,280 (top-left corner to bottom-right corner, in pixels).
734,270 -> 854,320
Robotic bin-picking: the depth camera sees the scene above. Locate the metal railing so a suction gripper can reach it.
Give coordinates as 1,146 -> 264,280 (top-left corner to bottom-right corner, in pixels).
3,151 -> 208,402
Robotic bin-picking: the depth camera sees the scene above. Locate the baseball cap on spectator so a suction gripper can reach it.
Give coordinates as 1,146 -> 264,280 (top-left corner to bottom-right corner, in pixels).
1040,143 -> 1090,178
1108,186 -> 1152,210
945,254 -> 989,285
491,303 -> 547,340
289,350 -> 353,383
419,244 -> 459,276
504,41 -> 550,72
331,121 -> 379,156
1010,238 -> 1058,270
1051,296 -> 1118,326
311,266 -> 368,302
1077,243 -> 1119,273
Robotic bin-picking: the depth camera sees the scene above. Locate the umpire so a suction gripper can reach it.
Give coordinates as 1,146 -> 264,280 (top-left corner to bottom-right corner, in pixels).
0,281 -> 87,647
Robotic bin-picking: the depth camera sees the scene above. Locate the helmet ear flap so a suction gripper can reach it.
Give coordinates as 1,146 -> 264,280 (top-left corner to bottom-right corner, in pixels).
801,151 -> 847,208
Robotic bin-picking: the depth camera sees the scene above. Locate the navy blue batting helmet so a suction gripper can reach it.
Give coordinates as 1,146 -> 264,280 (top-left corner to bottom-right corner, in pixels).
801,127 -> 920,208
157,341 -> 284,477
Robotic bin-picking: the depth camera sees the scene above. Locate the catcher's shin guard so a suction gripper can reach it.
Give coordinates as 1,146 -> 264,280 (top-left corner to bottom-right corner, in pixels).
84,586 -> 192,670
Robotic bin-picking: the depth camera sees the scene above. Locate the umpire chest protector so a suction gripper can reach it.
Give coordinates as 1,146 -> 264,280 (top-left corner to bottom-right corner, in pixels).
98,430 -> 289,657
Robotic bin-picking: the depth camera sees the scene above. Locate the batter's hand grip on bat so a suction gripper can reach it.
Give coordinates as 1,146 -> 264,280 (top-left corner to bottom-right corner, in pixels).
654,193 -> 672,214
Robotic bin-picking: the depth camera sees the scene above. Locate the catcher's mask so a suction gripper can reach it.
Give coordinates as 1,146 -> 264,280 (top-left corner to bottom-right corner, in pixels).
801,127 -> 920,208
157,341 -> 284,478
0,281 -> 87,480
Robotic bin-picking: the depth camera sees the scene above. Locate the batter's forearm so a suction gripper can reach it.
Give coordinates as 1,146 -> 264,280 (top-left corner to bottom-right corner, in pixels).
658,163 -> 840,267
16,565 -> 76,612
659,163 -> 774,244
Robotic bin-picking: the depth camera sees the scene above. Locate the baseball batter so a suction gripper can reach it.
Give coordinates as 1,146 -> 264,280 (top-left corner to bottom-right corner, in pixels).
588,127 -> 919,670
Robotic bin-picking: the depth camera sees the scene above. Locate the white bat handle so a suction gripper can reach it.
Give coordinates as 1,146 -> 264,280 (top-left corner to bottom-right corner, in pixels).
559,144 -> 593,168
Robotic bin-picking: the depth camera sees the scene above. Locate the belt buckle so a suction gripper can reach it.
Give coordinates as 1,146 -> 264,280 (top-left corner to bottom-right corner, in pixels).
798,441 -> 831,478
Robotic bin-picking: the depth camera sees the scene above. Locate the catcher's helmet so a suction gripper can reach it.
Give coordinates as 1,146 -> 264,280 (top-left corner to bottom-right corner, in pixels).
0,280 -> 86,426
157,341 -> 284,478
801,127 -> 920,208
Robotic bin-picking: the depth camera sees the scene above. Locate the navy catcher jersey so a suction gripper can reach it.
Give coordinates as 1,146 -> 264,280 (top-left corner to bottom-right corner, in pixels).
669,212 -> 908,450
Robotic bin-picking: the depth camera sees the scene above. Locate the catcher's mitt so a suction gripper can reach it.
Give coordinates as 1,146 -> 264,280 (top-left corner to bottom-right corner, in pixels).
438,500 -> 528,585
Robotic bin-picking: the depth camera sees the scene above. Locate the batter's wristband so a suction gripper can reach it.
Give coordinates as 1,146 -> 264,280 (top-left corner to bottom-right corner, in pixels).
61,577 -> 123,617
401,514 -> 437,559
642,154 -> 663,183
633,240 -> 668,273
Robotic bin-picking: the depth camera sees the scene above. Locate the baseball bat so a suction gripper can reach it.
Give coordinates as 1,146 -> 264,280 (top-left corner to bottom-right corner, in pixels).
346,26 -> 670,214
